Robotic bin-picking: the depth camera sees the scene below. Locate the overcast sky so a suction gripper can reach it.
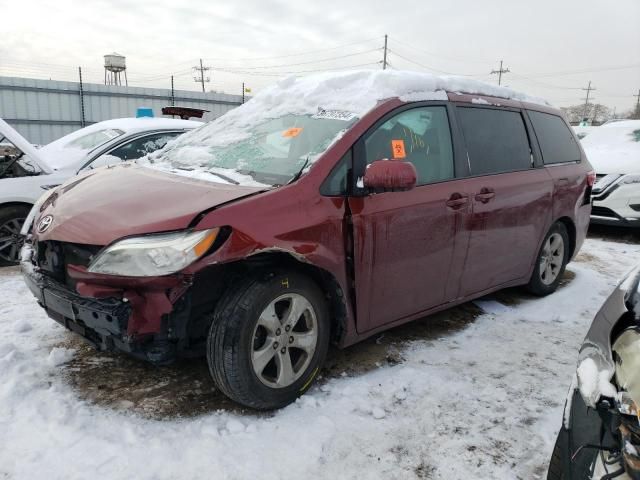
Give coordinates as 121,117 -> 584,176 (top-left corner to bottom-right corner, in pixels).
2,0 -> 639,112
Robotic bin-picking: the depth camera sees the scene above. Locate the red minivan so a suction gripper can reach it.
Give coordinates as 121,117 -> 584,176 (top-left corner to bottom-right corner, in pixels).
21,71 -> 594,409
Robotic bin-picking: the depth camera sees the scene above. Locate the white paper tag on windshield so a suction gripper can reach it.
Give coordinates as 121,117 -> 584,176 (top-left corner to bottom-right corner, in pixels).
312,109 -> 357,121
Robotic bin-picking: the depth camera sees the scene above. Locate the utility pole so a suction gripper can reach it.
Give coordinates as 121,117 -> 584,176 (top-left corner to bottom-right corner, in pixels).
581,81 -> 596,120
634,89 -> 640,118
242,82 -> 245,104
490,60 -> 510,86
78,67 -> 86,128
382,34 -> 388,70
193,59 -> 210,93
170,75 -> 175,106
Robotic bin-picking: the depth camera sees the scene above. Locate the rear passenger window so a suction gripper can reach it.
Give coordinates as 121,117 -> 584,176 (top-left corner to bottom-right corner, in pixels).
457,107 -> 532,175
364,106 -> 454,185
528,111 -> 581,164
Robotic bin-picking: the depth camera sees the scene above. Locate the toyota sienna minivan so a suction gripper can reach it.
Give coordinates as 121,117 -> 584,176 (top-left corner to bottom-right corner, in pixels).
21,70 -> 594,409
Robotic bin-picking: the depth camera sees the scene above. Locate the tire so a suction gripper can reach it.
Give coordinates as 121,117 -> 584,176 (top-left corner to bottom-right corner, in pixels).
207,271 -> 330,410
526,222 -> 570,296
0,205 -> 31,267
547,430 -> 566,480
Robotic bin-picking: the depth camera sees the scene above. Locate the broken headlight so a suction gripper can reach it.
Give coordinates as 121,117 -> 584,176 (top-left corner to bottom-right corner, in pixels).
88,228 -> 219,277
613,328 -> 640,408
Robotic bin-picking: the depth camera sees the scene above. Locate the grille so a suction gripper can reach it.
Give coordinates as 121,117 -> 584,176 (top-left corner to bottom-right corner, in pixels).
35,241 -> 103,289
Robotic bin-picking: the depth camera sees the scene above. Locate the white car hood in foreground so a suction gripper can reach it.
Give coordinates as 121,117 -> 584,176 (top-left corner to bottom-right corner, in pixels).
582,120 -> 640,175
0,118 -> 52,173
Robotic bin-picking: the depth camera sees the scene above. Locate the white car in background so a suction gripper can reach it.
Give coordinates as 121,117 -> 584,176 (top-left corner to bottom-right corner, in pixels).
585,120 -> 640,227
0,117 -> 200,265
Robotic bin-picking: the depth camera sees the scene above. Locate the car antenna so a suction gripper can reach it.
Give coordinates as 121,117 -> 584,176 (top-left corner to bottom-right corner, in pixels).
288,156 -> 309,184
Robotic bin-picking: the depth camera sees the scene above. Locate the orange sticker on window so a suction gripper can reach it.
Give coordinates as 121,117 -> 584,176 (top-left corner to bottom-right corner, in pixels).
391,139 -> 406,159
283,127 -> 303,138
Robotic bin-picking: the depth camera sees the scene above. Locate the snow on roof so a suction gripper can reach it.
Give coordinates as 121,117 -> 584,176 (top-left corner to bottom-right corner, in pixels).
160,69 -> 548,156
581,120 -> 640,174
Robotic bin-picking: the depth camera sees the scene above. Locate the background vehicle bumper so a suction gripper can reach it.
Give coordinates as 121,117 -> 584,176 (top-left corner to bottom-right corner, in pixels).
591,184 -> 640,227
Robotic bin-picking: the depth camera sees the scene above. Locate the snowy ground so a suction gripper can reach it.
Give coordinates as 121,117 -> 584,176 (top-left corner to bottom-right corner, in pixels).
1,227 -> 638,480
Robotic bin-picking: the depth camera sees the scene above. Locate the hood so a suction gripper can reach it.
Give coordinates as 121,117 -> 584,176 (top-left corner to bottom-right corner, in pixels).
582,121 -> 640,175
35,164 -> 265,245
0,118 -> 52,173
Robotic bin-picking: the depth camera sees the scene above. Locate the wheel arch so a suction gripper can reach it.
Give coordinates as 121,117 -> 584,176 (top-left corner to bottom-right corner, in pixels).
192,251 -> 350,346
555,216 -> 577,260
0,201 -> 34,211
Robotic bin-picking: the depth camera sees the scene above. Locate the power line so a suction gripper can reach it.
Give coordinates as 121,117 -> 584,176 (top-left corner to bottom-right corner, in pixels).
386,48 -> 484,76
391,37 -> 494,64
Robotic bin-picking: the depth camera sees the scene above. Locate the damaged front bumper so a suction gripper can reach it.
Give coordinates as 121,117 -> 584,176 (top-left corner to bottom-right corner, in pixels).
20,242 -> 191,364
554,265 -> 640,479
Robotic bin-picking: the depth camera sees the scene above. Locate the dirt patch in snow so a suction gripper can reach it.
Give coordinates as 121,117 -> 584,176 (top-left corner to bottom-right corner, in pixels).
59,302 -> 484,420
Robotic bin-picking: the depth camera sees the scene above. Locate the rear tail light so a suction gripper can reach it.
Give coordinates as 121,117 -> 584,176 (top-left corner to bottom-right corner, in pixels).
587,171 -> 596,187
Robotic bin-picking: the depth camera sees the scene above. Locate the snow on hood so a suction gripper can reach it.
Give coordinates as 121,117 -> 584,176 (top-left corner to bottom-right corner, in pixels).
581,120 -> 640,174
144,70 -> 548,185
39,117 -> 201,171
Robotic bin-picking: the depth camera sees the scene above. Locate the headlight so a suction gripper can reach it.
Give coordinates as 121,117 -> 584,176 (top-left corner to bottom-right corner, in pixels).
88,228 -> 219,277
613,328 -> 640,407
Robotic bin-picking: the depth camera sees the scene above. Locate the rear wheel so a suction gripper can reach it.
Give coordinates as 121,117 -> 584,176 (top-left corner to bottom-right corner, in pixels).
526,222 -> 570,296
207,271 -> 329,410
0,205 -> 30,266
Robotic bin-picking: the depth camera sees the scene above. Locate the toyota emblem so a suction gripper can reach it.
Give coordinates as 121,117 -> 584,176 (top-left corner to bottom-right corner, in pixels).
37,215 -> 54,234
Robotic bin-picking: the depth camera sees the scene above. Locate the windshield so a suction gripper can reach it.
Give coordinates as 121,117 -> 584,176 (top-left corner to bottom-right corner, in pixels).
148,113 -> 357,186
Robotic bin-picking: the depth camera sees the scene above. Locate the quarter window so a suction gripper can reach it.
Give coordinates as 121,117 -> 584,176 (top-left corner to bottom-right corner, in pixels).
364,106 -> 454,185
528,111 -> 581,164
457,107 -> 532,175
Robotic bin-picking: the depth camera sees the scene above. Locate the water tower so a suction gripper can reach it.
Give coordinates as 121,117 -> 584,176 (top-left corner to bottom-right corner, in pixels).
104,53 -> 127,86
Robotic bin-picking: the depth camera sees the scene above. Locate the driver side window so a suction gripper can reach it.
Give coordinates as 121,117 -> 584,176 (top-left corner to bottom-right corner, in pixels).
364,106 -> 454,185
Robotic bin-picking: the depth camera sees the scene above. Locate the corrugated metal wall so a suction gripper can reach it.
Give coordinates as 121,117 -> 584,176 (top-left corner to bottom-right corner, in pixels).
0,76 -> 244,144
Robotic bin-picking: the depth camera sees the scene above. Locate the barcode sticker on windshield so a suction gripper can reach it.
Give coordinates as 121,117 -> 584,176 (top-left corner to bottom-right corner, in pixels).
312,109 -> 357,121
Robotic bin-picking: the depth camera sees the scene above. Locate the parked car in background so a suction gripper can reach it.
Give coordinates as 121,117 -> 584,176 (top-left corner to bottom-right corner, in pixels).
0,116 -> 200,265
548,265 -> 640,480
583,120 -> 640,227
20,70 -> 593,410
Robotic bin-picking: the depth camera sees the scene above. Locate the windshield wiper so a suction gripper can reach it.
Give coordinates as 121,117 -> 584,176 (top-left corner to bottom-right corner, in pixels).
205,170 -> 240,185
288,157 -> 309,185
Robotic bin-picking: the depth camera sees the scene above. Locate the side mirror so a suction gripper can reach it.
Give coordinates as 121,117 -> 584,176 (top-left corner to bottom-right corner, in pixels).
363,160 -> 417,192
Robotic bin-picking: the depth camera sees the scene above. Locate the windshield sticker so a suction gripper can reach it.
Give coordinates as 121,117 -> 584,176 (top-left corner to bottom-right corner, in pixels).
282,127 -> 303,138
391,139 -> 406,159
312,109 -> 357,121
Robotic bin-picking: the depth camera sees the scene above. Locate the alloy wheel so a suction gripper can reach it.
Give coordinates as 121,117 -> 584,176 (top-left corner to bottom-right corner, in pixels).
539,232 -> 564,286
0,217 -> 26,264
251,293 -> 318,389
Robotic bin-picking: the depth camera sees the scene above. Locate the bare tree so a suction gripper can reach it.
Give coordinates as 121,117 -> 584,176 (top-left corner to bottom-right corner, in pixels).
561,103 -> 612,124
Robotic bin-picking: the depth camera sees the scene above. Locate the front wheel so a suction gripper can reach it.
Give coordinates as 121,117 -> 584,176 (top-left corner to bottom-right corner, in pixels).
207,271 -> 329,410
526,222 -> 570,296
0,205 -> 31,266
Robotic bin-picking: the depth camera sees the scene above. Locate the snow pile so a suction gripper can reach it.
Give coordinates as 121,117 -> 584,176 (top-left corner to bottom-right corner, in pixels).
581,120 -> 640,174
576,357 -> 617,407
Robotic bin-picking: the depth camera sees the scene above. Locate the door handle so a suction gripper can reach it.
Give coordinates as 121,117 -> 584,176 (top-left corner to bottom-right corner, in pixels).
474,188 -> 495,203
445,193 -> 469,210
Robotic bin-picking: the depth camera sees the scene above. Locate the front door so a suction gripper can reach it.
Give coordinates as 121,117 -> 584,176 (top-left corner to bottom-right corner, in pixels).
348,105 -> 470,333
